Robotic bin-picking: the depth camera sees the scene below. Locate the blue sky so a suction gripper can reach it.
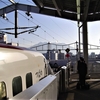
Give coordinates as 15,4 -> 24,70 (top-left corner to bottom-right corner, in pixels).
0,0 -> 100,54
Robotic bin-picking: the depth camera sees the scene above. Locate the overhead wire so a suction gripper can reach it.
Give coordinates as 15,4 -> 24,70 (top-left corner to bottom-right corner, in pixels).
18,11 -> 58,42
15,0 -> 65,42
5,0 -> 57,42
0,0 -> 70,43
18,11 -> 52,42
7,37 -> 32,47
0,0 -> 76,44
3,0 -> 53,43
31,32 -> 49,42
0,0 -> 47,45
18,37 -> 34,43
0,16 -> 15,25
25,1 -> 68,42
0,17 -> 8,24
0,0 -> 8,5
26,0 -> 34,4
50,17 -> 77,41
33,17 -> 72,43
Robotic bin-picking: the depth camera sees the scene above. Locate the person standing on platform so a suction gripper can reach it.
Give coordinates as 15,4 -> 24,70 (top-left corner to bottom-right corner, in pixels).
77,57 -> 87,88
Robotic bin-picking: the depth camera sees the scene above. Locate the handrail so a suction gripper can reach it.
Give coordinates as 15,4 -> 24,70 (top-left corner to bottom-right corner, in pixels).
10,75 -> 57,100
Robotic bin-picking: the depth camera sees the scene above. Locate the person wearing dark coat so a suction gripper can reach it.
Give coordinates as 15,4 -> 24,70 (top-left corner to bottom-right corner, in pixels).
77,57 -> 87,87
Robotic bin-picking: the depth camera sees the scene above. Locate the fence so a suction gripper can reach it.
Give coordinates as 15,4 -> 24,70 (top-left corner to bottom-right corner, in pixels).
71,61 -> 100,73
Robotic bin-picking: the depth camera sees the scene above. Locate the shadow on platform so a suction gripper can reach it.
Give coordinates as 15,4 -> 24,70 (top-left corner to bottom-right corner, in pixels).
58,73 -> 100,100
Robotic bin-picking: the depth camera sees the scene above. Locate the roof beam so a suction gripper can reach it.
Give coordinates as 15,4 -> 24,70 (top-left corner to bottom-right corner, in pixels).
76,0 -> 80,24
32,0 -> 44,8
0,3 -> 39,16
52,0 -> 61,16
93,0 -> 100,14
83,0 -> 90,21
92,0 -> 100,20
0,3 -> 77,21
55,0 -> 63,11
0,4 -> 15,16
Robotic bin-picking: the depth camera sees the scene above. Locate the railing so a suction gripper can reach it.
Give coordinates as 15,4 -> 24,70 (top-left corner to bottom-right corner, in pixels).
88,62 -> 100,73
10,75 -> 58,100
70,61 -> 100,73
61,62 -> 71,92
10,63 -> 71,100
54,70 -> 62,95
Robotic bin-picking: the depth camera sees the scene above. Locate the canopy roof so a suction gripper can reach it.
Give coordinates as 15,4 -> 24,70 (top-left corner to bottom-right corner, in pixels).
32,0 -> 100,22
0,0 -> 100,22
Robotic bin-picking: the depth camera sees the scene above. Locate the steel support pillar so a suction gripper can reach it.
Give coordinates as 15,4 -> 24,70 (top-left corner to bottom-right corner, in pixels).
78,26 -> 80,58
82,22 -> 88,65
15,4 -> 18,38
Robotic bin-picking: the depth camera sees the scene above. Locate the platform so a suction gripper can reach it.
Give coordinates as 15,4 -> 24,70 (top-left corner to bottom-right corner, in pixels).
58,73 -> 100,100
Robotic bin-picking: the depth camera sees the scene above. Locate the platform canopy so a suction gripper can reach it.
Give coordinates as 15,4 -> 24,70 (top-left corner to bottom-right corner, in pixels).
32,0 -> 100,22
0,0 -> 100,22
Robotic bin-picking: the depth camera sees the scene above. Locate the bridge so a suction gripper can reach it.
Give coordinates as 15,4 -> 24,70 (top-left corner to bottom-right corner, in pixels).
30,42 -> 100,51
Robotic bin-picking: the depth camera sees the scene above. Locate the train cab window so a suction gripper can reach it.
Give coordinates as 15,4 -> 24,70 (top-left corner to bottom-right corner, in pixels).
12,76 -> 22,96
26,72 -> 33,88
0,82 -> 7,100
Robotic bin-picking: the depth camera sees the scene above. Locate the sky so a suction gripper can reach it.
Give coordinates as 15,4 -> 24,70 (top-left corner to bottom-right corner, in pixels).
0,0 -> 100,54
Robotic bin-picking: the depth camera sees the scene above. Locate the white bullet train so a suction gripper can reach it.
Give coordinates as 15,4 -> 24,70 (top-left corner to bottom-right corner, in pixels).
0,43 -> 50,100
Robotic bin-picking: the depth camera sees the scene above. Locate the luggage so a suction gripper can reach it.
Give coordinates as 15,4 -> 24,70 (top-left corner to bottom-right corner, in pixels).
76,82 -> 90,90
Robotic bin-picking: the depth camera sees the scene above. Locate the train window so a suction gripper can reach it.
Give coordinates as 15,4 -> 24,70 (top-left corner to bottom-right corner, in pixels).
26,72 -> 33,88
45,64 -> 48,75
12,76 -> 22,96
0,82 -> 7,100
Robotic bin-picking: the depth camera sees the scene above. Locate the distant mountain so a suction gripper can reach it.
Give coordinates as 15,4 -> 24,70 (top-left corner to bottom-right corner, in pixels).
31,42 -> 47,47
